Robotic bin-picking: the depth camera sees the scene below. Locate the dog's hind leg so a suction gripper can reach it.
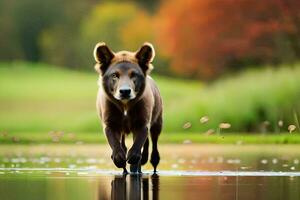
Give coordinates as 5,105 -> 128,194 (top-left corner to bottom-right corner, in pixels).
150,115 -> 162,173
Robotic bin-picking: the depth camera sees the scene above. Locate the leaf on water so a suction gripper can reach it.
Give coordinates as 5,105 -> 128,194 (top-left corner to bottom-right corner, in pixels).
240,166 -> 251,170
288,124 -> 296,133
183,122 -> 192,129
200,116 -> 209,124
219,123 -> 231,129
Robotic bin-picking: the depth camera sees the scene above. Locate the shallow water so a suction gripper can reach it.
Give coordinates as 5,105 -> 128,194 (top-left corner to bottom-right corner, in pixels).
1,172 -> 300,200
1,144 -> 300,200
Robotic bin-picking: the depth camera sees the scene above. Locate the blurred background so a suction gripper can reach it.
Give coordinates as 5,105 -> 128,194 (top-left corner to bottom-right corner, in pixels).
1,0 -> 300,143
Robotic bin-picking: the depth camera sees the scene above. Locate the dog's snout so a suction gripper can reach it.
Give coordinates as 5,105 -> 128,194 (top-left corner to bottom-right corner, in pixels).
119,88 -> 131,97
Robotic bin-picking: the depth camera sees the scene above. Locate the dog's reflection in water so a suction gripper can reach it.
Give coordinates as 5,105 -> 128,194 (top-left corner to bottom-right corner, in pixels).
111,174 -> 159,200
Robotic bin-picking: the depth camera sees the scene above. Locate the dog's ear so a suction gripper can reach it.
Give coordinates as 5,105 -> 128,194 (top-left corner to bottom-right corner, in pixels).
135,42 -> 155,74
93,42 -> 115,74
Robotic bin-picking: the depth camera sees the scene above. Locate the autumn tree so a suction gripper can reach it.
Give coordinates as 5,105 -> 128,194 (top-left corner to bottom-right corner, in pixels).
156,0 -> 300,79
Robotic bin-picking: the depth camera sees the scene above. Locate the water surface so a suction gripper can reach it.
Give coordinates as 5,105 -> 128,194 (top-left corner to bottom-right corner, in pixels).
0,144 -> 300,200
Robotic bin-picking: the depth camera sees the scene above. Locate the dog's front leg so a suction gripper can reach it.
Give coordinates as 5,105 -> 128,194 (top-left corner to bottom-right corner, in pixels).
127,127 -> 148,166
104,127 -> 126,169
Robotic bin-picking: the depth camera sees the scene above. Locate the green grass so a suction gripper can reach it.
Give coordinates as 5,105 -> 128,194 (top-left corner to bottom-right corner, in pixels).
1,132 -> 300,144
0,61 -> 201,133
1,61 -> 300,135
163,64 -> 300,133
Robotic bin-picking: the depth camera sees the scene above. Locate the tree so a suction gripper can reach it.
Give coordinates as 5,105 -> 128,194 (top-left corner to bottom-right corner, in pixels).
156,0 -> 300,79
39,0 -> 95,68
79,2 -> 155,68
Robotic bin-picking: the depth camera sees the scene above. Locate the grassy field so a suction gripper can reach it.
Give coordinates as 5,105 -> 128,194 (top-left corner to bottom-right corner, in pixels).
0,61 -> 300,138
0,62 -> 201,133
1,131 -> 300,144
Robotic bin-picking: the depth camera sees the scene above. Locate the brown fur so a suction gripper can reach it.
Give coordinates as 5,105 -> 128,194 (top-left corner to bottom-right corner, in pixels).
94,42 -> 162,173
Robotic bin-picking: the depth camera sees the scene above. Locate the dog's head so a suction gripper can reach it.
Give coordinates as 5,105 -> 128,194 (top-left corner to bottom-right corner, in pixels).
93,42 -> 155,103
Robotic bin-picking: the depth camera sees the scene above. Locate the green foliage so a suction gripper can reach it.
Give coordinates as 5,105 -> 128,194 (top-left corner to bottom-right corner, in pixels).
0,0 -> 174,76
81,2 -> 139,51
0,62 -> 300,134
39,0 -> 95,69
78,2 -> 156,68
0,0 -> 64,61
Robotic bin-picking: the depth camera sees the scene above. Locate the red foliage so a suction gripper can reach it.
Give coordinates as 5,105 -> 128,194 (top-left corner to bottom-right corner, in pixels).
156,0 -> 300,79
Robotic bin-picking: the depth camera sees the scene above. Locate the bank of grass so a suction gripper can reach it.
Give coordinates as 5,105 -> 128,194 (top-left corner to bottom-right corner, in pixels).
0,61 -> 201,133
1,132 -> 300,144
0,61 -> 300,134
171,64 -> 300,133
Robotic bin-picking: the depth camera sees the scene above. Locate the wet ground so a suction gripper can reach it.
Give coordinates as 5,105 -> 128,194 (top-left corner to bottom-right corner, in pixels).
0,144 -> 300,200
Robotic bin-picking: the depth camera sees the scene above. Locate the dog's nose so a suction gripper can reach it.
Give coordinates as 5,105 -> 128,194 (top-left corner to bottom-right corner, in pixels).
119,88 -> 131,97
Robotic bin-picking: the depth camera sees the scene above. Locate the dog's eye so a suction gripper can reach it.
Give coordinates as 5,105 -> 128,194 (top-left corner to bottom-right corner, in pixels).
130,72 -> 137,78
111,73 -> 119,79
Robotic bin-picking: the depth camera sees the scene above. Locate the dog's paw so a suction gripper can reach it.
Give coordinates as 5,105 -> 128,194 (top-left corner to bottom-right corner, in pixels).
111,148 -> 126,168
127,148 -> 142,164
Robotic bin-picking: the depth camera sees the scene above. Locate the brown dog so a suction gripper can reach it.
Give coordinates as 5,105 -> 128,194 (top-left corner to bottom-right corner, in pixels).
93,42 -> 163,173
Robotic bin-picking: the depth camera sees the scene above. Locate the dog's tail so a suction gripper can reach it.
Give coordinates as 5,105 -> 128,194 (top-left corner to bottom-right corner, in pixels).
140,137 -> 149,165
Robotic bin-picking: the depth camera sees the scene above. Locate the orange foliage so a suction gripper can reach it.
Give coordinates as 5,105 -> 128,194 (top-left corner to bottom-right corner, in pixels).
156,0 -> 300,79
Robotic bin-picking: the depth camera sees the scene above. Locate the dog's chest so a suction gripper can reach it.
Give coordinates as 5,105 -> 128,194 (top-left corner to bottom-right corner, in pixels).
121,112 -> 131,134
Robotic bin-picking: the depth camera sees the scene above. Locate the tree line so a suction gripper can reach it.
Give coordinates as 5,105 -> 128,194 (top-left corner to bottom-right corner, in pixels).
0,0 -> 299,79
